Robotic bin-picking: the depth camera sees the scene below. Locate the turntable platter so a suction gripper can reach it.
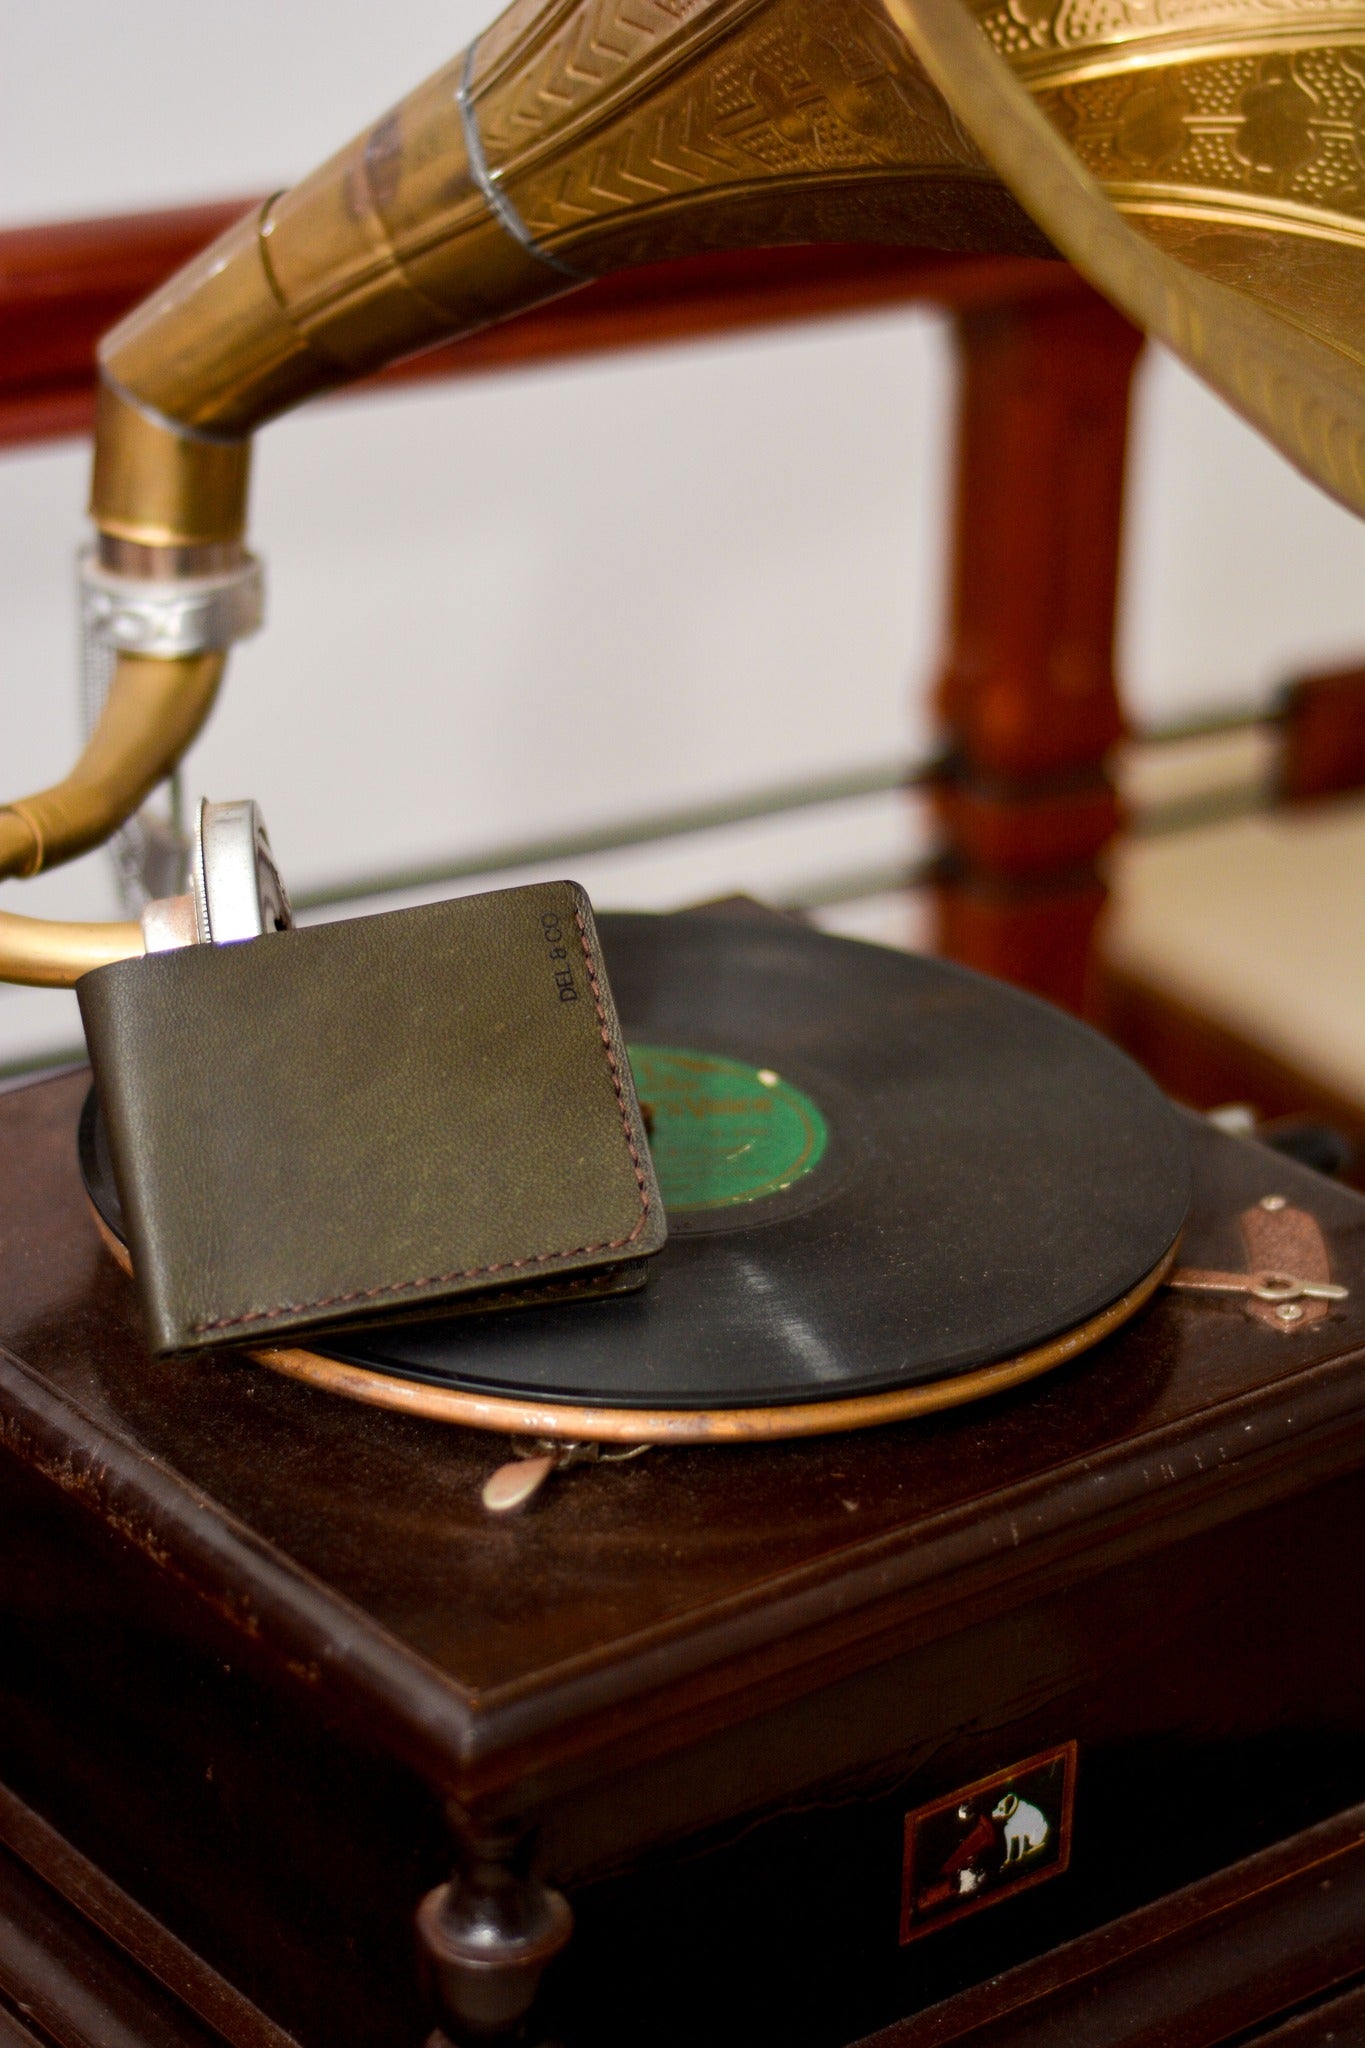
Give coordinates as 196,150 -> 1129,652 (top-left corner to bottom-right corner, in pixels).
81,912 -> 1189,1438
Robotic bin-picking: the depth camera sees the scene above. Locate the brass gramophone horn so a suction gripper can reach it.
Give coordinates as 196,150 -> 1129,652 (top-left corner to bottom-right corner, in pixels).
5,0 -> 1365,983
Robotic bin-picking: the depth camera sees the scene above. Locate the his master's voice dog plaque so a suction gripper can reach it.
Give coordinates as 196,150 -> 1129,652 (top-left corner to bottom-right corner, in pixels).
900,1744 -> 1077,1943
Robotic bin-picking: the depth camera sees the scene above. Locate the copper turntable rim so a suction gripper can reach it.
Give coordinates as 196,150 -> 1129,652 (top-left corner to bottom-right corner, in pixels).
89,1203 -> 1176,1444
254,1247 -> 1177,1441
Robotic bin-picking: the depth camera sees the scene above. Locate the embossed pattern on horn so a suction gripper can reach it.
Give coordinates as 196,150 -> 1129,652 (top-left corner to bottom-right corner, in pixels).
5,0 -> 1365,982
982,0 -> 1365,437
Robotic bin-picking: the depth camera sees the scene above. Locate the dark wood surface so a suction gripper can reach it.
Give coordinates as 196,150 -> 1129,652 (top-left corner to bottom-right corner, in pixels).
1281,666 -> 1365,806
1254,1980 -> 1365,2046
0,1776 -> 295,2048
5,1059 -> 1365,2044
856,1799 -> 1365,2047
1096,964 -> 1365,1190
3,1064 -> 1363,1816
0,1812 -> 264,2048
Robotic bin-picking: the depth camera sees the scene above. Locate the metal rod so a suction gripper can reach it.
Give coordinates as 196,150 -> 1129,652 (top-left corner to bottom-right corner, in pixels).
291,760 -> 938,913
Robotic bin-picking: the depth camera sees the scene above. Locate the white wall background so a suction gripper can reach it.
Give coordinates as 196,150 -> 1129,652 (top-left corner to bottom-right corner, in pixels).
6,0 -> 1365,1064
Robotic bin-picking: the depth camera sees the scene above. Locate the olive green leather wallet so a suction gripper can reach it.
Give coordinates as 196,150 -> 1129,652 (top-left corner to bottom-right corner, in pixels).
77,880 -> 665,1358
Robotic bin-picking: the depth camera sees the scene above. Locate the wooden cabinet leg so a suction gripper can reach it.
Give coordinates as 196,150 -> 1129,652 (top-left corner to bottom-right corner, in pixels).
418,1814 -> 572,2047
931,288 -> 1142,1013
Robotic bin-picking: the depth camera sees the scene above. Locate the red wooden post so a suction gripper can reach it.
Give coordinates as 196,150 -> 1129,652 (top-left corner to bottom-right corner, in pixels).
932,289 -> 1143,1014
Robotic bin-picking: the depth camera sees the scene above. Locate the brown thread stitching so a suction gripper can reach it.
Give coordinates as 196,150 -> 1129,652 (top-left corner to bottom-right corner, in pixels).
191,899 -> 651,1335
571,898 -> 652,1217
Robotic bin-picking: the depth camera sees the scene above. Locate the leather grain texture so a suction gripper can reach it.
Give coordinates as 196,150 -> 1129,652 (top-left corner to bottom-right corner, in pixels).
77,880 -> 663,1356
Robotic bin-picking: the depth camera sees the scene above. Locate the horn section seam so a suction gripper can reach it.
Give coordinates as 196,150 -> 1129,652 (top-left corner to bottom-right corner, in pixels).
457,41 -> 588,281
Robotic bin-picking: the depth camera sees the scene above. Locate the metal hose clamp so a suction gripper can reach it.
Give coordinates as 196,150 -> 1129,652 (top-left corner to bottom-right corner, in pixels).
79,549 -> 265,658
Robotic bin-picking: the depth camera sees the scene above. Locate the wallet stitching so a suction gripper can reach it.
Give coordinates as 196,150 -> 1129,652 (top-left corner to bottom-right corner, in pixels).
190,903 -> 651,1335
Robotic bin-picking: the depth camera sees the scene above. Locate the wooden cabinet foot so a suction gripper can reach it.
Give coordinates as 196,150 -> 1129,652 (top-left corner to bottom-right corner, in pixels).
418,1815 -> 572,2047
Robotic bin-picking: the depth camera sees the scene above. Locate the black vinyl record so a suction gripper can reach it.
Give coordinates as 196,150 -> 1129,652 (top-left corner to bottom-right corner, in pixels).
82,913 -> 1189,1413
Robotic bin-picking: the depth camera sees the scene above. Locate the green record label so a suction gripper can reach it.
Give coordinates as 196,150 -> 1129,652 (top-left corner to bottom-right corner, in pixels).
626,1043 -> 828,1212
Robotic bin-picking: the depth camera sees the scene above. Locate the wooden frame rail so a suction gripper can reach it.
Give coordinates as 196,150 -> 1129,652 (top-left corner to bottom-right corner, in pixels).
0,203 -> 1090,445
0,201 -> 1140,1010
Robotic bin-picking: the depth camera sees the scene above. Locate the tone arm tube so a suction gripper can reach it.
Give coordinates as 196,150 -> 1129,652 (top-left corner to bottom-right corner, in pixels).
0,374 -> 256,984
0,651 -> 226,887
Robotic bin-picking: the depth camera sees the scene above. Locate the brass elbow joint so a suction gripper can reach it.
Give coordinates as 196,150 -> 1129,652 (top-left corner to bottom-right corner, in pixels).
90,378 -> 252,549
